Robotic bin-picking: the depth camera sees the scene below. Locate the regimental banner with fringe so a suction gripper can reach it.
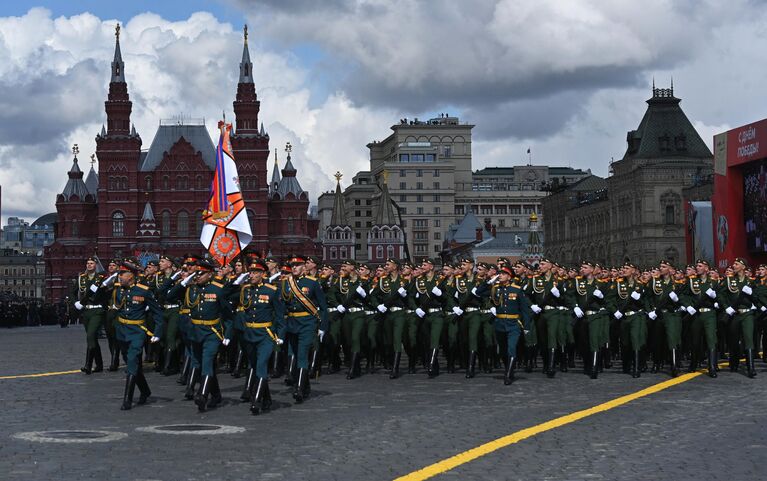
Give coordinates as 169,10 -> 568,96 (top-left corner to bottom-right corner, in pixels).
200,121 -> 252,265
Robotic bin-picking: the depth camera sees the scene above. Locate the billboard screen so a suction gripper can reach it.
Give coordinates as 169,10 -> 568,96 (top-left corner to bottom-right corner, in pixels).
743,159 -> 767,253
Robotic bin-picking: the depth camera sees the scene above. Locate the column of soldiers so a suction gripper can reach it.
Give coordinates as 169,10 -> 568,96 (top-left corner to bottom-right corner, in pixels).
72,253 -> 767,412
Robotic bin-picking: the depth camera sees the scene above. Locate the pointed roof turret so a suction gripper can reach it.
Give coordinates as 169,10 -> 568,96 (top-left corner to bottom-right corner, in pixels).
111,23 -> 125,83
275,142 -> 306,199
374,170 -> 399,226
136,200 -> 159,237
269,148 -> 281,197
61,144 -> 90,201
239,24 -> 253,84
330,172 -> 348,226
100,124 -> 106,137
84,154 -> 99,198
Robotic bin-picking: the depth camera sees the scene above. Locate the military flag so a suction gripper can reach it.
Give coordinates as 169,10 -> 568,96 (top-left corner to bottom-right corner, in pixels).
200,121 -> 252,265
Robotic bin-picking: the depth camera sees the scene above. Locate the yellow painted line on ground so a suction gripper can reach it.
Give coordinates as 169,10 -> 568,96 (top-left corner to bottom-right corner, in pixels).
0,370 -> 81,380
394,370 -> 706,481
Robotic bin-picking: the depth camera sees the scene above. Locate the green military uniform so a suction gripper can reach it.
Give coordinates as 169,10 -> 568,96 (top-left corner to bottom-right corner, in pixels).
680,273 -> 719,377
571,275 -> 609,378
371,270 -> 410,378
612,277 -> 647,377
148,269 -> 182,374
529,271 -> 567,376
647,276 -> 683,376
721,272 -> 757,377
415,270 -> 451,377
338,273 -> 370,379
72,270 -> 106,374
320,272 -> 343,373
456,271 -> 484,378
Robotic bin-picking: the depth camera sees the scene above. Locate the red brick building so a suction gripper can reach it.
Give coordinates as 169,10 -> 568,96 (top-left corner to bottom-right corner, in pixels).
45,28 -> 319,301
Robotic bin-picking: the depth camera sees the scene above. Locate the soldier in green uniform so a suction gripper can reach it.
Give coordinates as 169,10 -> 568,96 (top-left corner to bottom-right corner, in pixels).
721,258 -> 758,377
439,263 -> 461,373
358,263 -> 379,373
148,255 -> 182,375
319,263 -> 343,373
371,258 -> 409,379
647,260 -> 684,377
102,259 -> 121,371
474,262 -> 499,373
414,259 -> 451,378
337,260 -> 368,379
400,261 -> 421,374
456,258 -> 484,378
528,258 -> 567,378
512,260 -> 537,372
226,259 -> 285,414
754,264 -> 767,362
72,257 -> 107,375
167,259 -> 233,411
611,263 -> 647,378
571,261 -> 610,379
176,254 -> 200,390
680,259 -> 720,377
281,256 -> 328,402
113,260 -> 165,410
142,260 -> 160,366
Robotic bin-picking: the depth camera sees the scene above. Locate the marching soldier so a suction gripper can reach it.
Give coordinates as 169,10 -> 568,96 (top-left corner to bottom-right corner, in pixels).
414,259 -> 452,378
149,255 -> 183,375
319,262 -> 343,373
721,258 -> 758,377
281,256 -> 328,402
456,258 -> 483,378
680,259 -> 720,377
113,260 -> 164,410
371,258 -> 410,379
529,258 -> 567,378
647,260 -> 684,377
571,261 -> 610,379
337,260 -> 370,379
612,263 -> 646,378
72,256 -> 107,375
226,258 -> 285,415
102,259 -> 122,371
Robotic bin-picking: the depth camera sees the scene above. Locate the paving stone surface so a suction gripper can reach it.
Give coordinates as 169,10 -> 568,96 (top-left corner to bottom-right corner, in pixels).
1,326 -> 766,481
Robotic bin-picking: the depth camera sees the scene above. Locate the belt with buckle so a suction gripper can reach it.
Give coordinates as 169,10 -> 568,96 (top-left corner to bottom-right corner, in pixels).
288,311 -> 311,317
698,307 -> 712,313
389,307 -> 403,312
496,313 -> 520,319
427,308 -> 441,313
543,305 -> 556,310
118,317 -> 145,325
347,307 -> 364,313
245,321 -> 273,328
84,305 -> 102,310
624,311 -> 637,316
585,310 -> 601,315
192,318 -> 221,325
328,307 -> 338,312
163,304 -> 180,309
365,310 -> 375,315
465,307 -> 480,312
737,308 -> 752,314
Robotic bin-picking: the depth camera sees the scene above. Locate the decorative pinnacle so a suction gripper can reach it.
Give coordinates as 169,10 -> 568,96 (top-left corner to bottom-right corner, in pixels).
285,141 -> 292,154
72,144 -> 79,156
334,171 -> 343,184
90,153 -> 96,166
244,24 -> 248,44
382,170 -> 389,183
115,23 -> 120,41
274,148 -> 278,165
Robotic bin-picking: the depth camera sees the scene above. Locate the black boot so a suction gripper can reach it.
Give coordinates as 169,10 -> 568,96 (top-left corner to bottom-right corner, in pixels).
120,374 -> 136,410
347,352 -> 360,380
687,351 -> 698,373
729,350 -> 740,372
747,349 -> 757,378
196,375 -> 212,412
408,352 -> 417,374
632,350 -> 641,378
567,345 -> 576,368
108,344 -> 120,372
92,344 -> 104,373
447,347 -> 456,374
184,367 -> 199,400
294,368 -> 307,403
427,348 -> 440,378
504,356 -> 515,385
466,351 -> 477,379
670,348 -> 679,377
590,351 -> 599,379
546,348 -> 556,378
163,348 -> 178,376
272,350 -> 285,378
250,377 -> 266,415
231,349 -> 245,378
309,348 -> 320,378
178,355 -> 190,385
241,368 -> 255,402
622,350 -> 632,374
209,376 -> 222,408
153,344 -> 163,373
524,346 -> 535,373
708,349 -> 718,378
602,346 -> 612,369
81,347 -> 94,375
136,372 -> 151,405
560,348 -> 568,372
284,355 -> 297,386
390,352 -> 401,379
330,345 -> 341,373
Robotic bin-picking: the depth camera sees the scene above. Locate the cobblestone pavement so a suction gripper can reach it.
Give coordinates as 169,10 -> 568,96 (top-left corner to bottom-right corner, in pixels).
1,326 -> 765,481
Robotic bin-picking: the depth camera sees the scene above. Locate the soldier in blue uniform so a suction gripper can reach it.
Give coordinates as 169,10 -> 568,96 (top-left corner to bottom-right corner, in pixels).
226,258 -> 285,414
167,258 -> 234,411
282,255 -> 328,403
113,260 -> 164,410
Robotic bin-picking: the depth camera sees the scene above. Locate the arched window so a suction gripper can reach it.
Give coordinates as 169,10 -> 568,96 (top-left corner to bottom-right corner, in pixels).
376,245 -> 384,259
145,175 -> 153,191
163,176 -> 170,190
196,175 -> 204,190
161,211 -> 171,236
330,247 -> 337,260
176,176 -> 188,190
340,247 -> 347,259
287,218 -> 295,235
112,211 -> 125,237
387,245 -> 394,259
177,211 -> 189,237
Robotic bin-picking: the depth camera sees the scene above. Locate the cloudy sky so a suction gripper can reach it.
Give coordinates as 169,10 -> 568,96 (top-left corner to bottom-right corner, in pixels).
0,0 -> 765,225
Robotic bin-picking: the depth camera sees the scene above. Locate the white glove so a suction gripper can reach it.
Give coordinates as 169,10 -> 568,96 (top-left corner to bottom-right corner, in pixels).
743,285 -> 753,295
706,288 -> 716,299
751,304 -> 757,311
648,310 -> 658,320
171,270 -> 182,280
377,304 -> 387,313
471,287 -> 479,297
431,286 -> 442,296
74,301 -> 83,310
398,287 -> 407,297
233,273 -> 248,285
150,336 -> 160,344
145,306 -> 149,312
762,306 -> 767,312
573,306 -> 584,318
337,305 -> 347,313
487,275 -> 499,285
415,308 -> 426,318
355,285 -> 367,298
725,306 -> 735,316
714,302 -> 719,309
181,272 -> 196,287
550,286 -> 560,298
593,289 -> 603,299
490,307 -> 497,316
89,284 -> 99,293
452,306 -> 463,316
686,306 -> 697,315
530,304 -> 542,314
275,338 -> 284,345
222,338 -> 231,346
318,330 -> 325,342
454,291 -> 459,299
614,311 -> 623,320
631,291 -> 641,301
669,291 -> 679,302
101,273 -> 118,286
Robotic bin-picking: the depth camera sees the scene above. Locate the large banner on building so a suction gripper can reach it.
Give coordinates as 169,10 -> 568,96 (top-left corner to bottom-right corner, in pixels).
712,118 -> 767,270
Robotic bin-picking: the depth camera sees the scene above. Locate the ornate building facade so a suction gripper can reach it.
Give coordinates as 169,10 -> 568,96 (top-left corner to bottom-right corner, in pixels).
542,85 -> 714,267
45,27 -> 318,301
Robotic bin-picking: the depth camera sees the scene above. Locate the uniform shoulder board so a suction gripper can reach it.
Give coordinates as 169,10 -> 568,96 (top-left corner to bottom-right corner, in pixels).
510,283 -> 521,289
136,283 -> 149,290
264,283 -> 277,291
305,275 -> 317,281
211,281 -> 224,288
